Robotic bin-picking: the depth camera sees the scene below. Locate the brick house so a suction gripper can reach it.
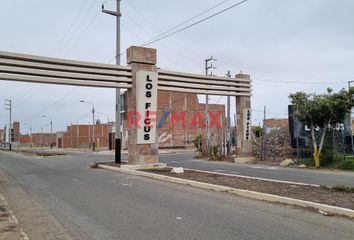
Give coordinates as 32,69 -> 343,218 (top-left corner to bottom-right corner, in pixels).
0,128 -> 5,144
57,123 -> 113,149
0,122 -> 21,145
264,118 -> 289,133
122,91 -> 227,149
30,133 -> 56,147
12,91 -> 227,150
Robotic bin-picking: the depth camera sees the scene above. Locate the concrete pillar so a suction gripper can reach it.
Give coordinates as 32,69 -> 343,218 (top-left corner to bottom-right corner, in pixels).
126,46 -> 159,165
234,73 -> 255,163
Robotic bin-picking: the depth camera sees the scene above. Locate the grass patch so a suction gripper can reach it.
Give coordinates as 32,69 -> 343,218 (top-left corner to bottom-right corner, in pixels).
296,157 -> 314,167
336,159 -> 354,170
332,185 -> 354,193
296,156 -> 354,171
320,185 -> 354,193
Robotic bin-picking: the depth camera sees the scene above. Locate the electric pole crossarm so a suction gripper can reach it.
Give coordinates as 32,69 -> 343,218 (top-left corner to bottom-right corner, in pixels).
102,8 -> 121,17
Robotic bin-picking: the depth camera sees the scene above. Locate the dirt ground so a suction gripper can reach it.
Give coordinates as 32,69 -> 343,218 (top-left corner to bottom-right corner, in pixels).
0,195 -> 28,240
142,168 -> 354,210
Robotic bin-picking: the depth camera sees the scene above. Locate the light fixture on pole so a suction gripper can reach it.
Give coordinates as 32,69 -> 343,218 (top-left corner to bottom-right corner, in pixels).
42,115 -> 53,149
80,100 -> 96,151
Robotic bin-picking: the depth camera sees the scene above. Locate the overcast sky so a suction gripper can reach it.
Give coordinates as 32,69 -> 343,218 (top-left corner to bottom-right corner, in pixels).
1,0 -> 353,134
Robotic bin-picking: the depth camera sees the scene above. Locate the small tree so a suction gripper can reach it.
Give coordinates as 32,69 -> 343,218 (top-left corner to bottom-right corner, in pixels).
194,134 -> 203,157
289,88 -> 354,168
253,126 -> 263,138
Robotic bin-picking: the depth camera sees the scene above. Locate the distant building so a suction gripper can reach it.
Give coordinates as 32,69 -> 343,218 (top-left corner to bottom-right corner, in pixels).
0,128 -> 5,144
264,118 -> 288,134
0,122 -> 21,144
9,91 -> 227,150
122,91 -> 227,149
57,123 -> 113,149
12,122 -> 20,143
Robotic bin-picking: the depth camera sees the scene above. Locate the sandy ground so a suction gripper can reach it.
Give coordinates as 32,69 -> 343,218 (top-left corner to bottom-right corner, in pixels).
0,194 -> 28,240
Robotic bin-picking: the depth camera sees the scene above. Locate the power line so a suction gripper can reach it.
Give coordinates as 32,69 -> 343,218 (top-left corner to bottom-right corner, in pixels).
141,0 -> 249,47
125,0 -> 205,57
123,10 -> 198,64
140,0 -> 234,46
117,0 -> 248,57
125,12 -> 204,67
64,9 -> 101,58
77,111 -> 92,123
18,1 -> 104,123
11,1 -> 101,108
50,0 -> 91,56
22,89 -> 76,121
56,0 -> 99,57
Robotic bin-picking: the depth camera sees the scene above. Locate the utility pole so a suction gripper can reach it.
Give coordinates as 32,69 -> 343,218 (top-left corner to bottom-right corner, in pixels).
261,105 -> 266,161
234,113 -> 237,156
3,125 -> 6,148
5,99 -> 12,151
348,80 -> 354,156
40,127 -> 43,147
102,0 -> 122,163
30,127 -> 32,149
226,70 -> 231,156
42,115 -> 53,149
205,56 -> 217,157
169,93 -> 173,149
80,100 -> 95,151
184,94 -> 188,149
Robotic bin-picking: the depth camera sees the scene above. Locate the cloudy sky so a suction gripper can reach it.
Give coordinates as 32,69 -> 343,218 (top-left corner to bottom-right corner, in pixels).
0,0 -> 353,134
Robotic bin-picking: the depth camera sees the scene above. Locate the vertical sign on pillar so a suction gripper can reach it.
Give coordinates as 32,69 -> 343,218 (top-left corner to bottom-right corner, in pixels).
136,71 -> 158,144
243,108 -> 251,141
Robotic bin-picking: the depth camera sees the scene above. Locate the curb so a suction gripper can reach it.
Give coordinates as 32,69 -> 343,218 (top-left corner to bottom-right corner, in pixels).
98,164 -> 354,219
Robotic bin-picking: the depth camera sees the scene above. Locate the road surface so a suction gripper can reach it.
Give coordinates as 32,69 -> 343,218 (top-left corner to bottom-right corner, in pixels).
0,151 -> 353,240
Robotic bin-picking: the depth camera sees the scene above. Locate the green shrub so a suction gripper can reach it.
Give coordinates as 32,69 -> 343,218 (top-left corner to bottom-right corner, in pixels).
332,185 -> 354,193
210,145 -> 219,160
297,158 -> 314,167
194,134 -> 203,156
320,148 -> 335,166
336,159 -> 354,170
252,126 -> 263,138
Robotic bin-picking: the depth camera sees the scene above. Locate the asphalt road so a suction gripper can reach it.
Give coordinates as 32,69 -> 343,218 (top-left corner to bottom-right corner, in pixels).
0,151 -> 353,240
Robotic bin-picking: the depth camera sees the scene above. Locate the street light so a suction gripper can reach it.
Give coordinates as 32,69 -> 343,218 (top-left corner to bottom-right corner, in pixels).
80,100 -> 95,151
42,115 -> 53,149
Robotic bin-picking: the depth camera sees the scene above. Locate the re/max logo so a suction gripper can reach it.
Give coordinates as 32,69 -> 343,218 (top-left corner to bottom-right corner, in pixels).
128,111 -> 223,129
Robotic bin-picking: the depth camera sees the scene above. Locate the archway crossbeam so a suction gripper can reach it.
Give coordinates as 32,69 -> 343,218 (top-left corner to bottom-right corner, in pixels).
0,50 -> 252,97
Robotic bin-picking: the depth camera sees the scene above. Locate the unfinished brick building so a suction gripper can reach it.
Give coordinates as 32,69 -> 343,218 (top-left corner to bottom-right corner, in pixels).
122,91 -> 227,149
57,124 -> 113,149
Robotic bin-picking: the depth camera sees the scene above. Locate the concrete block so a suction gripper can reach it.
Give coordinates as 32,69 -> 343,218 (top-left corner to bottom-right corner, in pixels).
279,159 -> 294,167
170,167 -> 184,174
121,163 -> 167,170
234,157 -> 257,164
